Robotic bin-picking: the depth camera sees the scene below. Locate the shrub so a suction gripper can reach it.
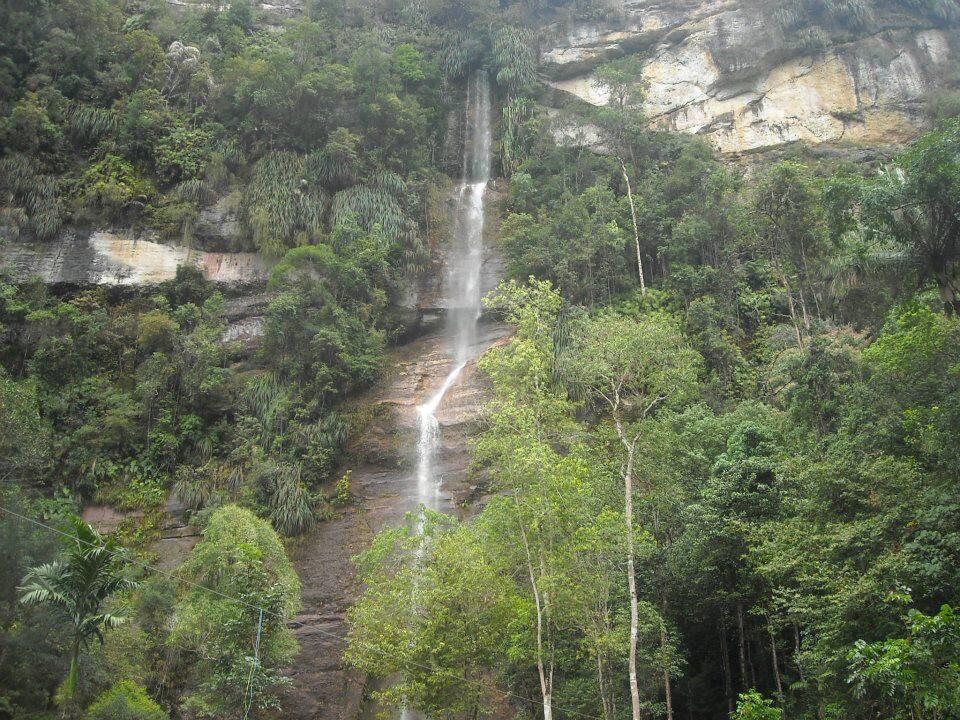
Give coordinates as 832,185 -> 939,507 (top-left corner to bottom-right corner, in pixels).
86,681 -> 167,720
732,690 -> 782,720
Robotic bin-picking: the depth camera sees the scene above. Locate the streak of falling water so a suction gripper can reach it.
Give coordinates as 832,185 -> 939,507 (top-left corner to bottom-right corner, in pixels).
399,70 -> 491,720
415,69 -> 491,517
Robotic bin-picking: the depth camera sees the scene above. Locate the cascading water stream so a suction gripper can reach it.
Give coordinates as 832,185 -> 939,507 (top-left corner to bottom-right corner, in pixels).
397,70 -> 491,720
414,69 -> 491,518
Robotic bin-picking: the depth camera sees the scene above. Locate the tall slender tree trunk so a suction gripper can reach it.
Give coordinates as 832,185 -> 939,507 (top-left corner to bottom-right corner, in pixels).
615,411 -> 643,720
773,258 -> 804,349
620,158 -> 646,296
661,593 -> 674,720
794,623 -> 805,681
597,655 -> 614,720
769,619 -> 784,710
721,621 -> 734,715
517,510 -> 553,720
736,601 -> 748,690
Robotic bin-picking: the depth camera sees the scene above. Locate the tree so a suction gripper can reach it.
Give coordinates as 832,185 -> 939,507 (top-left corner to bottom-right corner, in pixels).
732,689 -> 783,720
592,55 -> 650,289
169,505 -> 300,718
849,120 -> 960,314
848,604 -> 960,719
562,312 -> 700,720
19,516 -> 138,701
752,162 -> 827,348
346,515 -> 513,718
86,680 -> 168,720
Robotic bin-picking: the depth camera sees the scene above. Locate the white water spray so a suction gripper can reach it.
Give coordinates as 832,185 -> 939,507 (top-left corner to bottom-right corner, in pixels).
413,70 -> 491,516
396,71 -> 491,720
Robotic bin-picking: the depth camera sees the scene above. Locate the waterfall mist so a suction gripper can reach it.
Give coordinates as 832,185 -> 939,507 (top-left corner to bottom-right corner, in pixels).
414,70 -> 492,515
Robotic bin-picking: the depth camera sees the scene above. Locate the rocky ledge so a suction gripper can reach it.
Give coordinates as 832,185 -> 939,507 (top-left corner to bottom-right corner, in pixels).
541,0 -> 959,154
0,229 -> 271,287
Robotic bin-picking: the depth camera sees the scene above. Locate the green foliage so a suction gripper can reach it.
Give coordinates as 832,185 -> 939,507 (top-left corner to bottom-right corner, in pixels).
490,27 -> 536,92
86,680 -> 167,720
169,505 -> 300,717
500,185 -> 634,305
75,155 -> 155,221
154,123 -> 218,183
19,516 -> 138,701
848,604 -> 960,718
732,690 -> 782,720
263,239 -> 390,403
0,154 -> 63,241
242,151 -> 328,255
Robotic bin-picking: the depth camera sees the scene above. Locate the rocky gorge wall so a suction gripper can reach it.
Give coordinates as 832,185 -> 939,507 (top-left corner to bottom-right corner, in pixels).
541,0 -> 959,155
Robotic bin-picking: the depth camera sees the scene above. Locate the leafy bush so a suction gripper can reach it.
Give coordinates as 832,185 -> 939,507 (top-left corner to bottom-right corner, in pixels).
86,681 -> 167,720
75,155 -> 155,221
732,690 -> 782,720
154,123 -> 218,182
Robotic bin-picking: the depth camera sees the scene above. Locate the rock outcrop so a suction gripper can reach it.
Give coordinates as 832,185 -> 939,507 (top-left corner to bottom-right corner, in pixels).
0,229 -> 270,287
285,321 -> 509,720
541,0 -> 959,155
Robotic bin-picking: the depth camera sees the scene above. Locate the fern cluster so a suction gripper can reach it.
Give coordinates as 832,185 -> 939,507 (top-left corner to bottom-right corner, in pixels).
242,152 -> 328,256
490,27 -> 537,92
501,97 -> 538,177
440,31 -> 484,81
67,103 -> 118,145
264,462 -> 316,536
330,172 -> 426,270
0,154 -> 63,241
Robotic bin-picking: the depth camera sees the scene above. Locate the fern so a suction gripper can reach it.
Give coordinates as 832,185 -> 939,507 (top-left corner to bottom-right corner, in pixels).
440,30 -> 483,81
173,467 -> 214,511
490,27 -> 537,92
0,154 -> 63,241
67,104 -> 117,144
331,181 -> 426,270
241,372 -> 292,447
263,462 -> 315,536
242,152 -> 328,255
501,96 -> 536,177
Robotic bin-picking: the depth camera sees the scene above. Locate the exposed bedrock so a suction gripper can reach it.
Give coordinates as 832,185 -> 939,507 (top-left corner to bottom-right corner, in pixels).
284,321 -> 510,720
0,228 -> 270,287
541,0 -> 959,154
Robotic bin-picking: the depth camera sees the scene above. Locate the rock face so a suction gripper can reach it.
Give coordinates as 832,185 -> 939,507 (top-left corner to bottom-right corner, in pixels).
0,229 -> 271,287
542,0 -> 959,154
285,321 -> 509,720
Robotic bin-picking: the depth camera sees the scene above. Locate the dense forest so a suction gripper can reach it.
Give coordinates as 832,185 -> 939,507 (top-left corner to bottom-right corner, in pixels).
2,0 -> 960,719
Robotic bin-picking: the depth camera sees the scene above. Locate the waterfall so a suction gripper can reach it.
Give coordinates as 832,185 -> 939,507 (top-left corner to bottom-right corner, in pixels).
396,70 -> 491,720
414,70 -> 491,516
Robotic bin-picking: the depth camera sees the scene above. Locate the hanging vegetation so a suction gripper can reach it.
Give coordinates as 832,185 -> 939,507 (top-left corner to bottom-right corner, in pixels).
490,26 -> 537,92
241,152 -> 328,256
0,154 -> 63,241
330,173 -> 427,271
500,96 -> 538,177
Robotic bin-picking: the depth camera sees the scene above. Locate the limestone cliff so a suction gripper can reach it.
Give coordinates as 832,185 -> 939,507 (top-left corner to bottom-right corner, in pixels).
0,229 -> 269,287
540,0 -> 959,155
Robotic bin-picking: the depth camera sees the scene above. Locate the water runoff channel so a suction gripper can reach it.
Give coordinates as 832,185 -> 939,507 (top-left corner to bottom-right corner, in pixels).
399,69 -> 492,720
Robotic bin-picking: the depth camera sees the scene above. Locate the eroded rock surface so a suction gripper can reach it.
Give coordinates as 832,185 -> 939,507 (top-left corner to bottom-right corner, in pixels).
542,0 -> 959,154
285,321 -> 509,720
0,230 -> 270,287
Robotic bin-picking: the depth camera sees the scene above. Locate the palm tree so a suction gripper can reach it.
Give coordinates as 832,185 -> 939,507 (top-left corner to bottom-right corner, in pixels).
856,121 -> 960,313
19,516 -> 138,699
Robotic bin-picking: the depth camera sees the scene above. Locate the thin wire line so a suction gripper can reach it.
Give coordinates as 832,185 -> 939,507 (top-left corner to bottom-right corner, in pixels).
1,504 -> 606,720
243,606 -> 264,720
